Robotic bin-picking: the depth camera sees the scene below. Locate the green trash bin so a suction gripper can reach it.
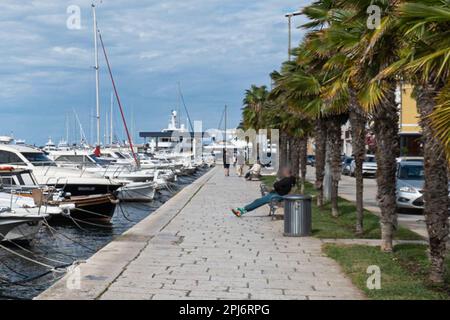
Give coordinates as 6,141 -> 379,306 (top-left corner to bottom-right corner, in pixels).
283,194 -> 312,237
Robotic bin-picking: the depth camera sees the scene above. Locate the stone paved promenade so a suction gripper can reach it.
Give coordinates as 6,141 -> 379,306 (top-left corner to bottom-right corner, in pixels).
37,167 -> 364,300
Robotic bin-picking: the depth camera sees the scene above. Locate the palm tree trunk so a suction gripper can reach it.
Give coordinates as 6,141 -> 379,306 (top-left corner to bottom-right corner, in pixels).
417,84 -> 449,284
299,135 -> 308,194
290,136 -> 301,181
327,118 -> 343,217
314,119 -> 327,206
278,130 -> 289,175
349,92 -> 367,234
372,88 -> 399,252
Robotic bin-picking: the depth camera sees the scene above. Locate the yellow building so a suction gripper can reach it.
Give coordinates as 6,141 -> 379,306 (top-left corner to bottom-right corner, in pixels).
399,84 -> 422,156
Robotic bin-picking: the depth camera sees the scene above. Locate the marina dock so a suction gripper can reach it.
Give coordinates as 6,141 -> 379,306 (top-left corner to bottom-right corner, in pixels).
36,167 -> 363,300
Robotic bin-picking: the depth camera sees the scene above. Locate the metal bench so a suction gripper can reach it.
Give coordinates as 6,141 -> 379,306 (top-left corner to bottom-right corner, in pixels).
246,172 -> 262,181
260,183 -> 284,219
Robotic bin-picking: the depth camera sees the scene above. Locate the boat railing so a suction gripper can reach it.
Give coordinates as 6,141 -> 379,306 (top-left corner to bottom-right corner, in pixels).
44,177 -> 69,191
98,163 -> 134,178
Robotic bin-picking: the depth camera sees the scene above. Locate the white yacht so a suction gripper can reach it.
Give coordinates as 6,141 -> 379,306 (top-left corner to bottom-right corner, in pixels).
43,137 -> 58,152
0,144 -> 123,221
0,144 -> 123,196
47,150 -> 157,202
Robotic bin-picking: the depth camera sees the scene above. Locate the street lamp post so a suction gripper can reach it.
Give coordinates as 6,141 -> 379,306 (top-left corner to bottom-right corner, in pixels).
285,11 -> 302,61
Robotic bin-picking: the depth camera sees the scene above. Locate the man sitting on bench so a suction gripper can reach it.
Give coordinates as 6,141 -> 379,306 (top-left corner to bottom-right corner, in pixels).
245,160 -> 262,180
232,167 -> 296,217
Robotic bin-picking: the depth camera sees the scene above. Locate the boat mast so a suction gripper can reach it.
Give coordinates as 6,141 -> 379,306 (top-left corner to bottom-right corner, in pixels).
224,105 -> 227,150
65,112 -> 69,143
177,82 -> 181,128
110,91 -> 114,145
92,3 -> 101,147
73,108 -> 87,144
97,29 -> 140,167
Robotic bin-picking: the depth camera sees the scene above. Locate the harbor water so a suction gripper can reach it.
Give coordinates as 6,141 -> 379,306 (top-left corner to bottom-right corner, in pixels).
0,169 -> 209,300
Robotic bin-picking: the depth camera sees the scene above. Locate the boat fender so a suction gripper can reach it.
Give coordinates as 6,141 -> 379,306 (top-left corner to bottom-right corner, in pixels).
60,203 -> 76,216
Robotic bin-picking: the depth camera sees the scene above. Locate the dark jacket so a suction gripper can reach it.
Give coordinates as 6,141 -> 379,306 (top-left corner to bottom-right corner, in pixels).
273,176 -> 296,196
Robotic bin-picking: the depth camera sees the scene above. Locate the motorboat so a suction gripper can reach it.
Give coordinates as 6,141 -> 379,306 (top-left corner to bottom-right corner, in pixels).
0,206 -> 48,244
48,150 -> 158,201
0,166 -> 116,223
0,190 -> 57,244
48,150 -> 158,182
0,144 -> 123,197
117,181 -> 156,202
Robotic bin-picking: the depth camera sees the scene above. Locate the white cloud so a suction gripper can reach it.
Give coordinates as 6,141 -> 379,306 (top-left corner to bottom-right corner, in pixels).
52,46 -> 88,56
0,0 -> 309,143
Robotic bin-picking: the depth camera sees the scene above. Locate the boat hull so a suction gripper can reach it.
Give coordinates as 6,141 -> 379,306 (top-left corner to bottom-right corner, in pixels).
0,216 -> 46,243
118,182 -> 155,202
50,194 -> 118,224
4,220 -> 43,244
50,183 -> 121,197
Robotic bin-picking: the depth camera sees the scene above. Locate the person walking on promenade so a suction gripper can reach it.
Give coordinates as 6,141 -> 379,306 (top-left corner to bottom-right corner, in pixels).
223,148 -> 231,177
236,151 -> 245,177
231,167 -> 296,217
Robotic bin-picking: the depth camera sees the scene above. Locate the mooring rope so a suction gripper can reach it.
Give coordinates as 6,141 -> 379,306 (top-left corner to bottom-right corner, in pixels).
41,219 -> 96,252
68,216 -> 113,229
0,259 -> 28,278
0,243 -> 65,273
72,207 -> 115,219
0,234 -> 70,265
117,202 -> 137,223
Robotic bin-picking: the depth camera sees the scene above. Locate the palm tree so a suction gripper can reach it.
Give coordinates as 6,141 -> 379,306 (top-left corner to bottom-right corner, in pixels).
301,1 -> 367,224
430,89 -> 450,159
242,85 -> 270,161
299,128 -> 311,193
330,0 -> 403,251
266,74 -> 311,179
242,85 -> 270,131
392,0 -> 450,283
271,44 -> 347,215
314,118 -> 328,206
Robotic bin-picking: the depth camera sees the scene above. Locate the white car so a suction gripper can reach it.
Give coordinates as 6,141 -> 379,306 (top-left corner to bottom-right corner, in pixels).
350,155 -> 377,177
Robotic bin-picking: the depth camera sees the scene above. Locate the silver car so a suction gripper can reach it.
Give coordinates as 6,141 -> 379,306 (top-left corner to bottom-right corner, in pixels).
350,155 -> 377,177
396,160 -> 426,210
396,159 -> 450,211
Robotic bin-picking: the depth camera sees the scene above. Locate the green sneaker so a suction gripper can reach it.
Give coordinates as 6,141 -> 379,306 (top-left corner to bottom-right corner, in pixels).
231,208 -> 241,217
231,208 -> 247,217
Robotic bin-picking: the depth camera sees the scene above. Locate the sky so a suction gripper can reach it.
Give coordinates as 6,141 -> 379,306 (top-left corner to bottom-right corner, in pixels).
0,0 -> 308,145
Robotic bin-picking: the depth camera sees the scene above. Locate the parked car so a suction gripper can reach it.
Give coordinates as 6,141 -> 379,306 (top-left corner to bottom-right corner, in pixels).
307,155 -> 315,167
350,155 -> 377,177
396,158 -> 450,212
342,156 -> 354,176
396,160 -> 426,211
396,157 -> 424,163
